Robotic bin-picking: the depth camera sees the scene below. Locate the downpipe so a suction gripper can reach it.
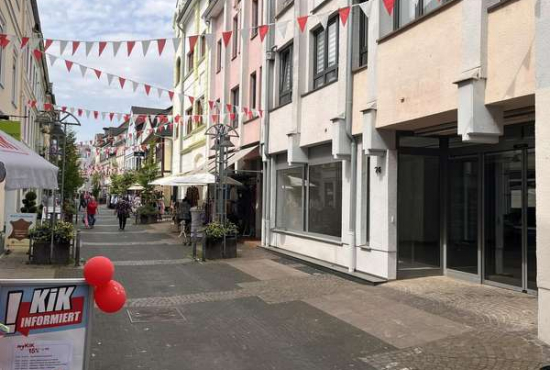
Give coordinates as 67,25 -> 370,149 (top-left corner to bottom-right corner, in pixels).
346,0 -> 356,273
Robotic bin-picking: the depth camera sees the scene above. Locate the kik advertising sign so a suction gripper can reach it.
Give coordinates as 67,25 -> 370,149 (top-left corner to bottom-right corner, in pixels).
0,279 -> 93,370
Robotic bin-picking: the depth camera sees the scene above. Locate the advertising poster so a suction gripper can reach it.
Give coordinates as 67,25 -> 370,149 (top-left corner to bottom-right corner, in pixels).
0,121 -> 22,141
6,213 -> 37,248
0,279 -> 93,370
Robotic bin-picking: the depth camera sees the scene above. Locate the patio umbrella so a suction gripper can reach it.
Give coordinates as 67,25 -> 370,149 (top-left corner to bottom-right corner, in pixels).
0,130 -> 58,190
156,173 -> 242,187
128,184 -> 144,191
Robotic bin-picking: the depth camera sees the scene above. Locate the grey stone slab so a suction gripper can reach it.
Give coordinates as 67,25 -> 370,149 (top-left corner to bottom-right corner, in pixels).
81,243 -> 188,262
224,258 -> 309,280
305,289 -> 471,349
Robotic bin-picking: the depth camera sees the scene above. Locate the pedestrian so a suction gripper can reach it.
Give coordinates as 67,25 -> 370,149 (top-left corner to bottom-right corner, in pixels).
114,197 -> 132,231
179,197 -> 192,238
86,196 -> 99,229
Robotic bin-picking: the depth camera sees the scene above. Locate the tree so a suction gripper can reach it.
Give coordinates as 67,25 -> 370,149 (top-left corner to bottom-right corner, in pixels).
91,173 -> 101,199
59,131 -> 84,202
136,146 -> 158,206
21,191 -> 38,213
110,171 -> 135,196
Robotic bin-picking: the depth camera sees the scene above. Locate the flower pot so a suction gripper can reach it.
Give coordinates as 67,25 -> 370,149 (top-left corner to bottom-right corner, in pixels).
204,236 -> 237,260
52,242 -> 71,265
32,241 -> 71,265
32,241 -> 51,264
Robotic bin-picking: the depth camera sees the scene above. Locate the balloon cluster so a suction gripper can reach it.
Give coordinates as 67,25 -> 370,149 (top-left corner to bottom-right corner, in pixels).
83,256 -> 127,313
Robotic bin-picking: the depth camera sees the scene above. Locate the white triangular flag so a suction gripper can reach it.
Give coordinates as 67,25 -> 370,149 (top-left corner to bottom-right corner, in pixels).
107,73 -> 114,86
157,88 -> 163,98
79,65 -> 87,77
69,107 -> 75,114
59,40 -> 68,54
116,113 -> 122,122
319,13 -> 329,29
241,27 -> 249,40
142,40 -> 151,56
276,21 -> 289,38
204,34 -> 214,50
101,112 -> 107,120
85,41 -> 94,56
172,38 -> 180,54
85,110 -> 91,119
359,1 -> 372,17
112,41 -> 122,57
132,81 -> 139,92
47,54 -> 58,66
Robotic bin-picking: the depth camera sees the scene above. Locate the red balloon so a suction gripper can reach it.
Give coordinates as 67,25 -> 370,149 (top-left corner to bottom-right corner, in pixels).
94,280 -> 126,313
84,256 -> 114,287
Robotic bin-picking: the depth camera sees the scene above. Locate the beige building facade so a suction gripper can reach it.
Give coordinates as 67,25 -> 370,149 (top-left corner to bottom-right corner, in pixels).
260,0 -> 550,345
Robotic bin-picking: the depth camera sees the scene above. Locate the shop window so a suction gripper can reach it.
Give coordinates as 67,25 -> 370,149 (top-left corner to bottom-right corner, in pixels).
276,167 -> 305,232
308,162 -> 343,238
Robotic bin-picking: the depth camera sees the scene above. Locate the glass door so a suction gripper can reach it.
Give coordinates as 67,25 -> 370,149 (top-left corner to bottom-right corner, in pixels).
484,150 -> 524,288
527,149 -> 537,290
398,154 -> 441,273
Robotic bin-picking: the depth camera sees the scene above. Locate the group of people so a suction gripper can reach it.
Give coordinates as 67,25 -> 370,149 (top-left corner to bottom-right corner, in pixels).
79,192 -> 133,231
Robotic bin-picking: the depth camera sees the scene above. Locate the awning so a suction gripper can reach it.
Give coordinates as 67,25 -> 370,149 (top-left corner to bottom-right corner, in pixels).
226,145 -> 259,168
150,173 -> 242,187
0,129 -> 58,190
128,184 -> 144,190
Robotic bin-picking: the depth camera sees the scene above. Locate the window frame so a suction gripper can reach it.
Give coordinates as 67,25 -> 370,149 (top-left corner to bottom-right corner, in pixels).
393,0 -> 452,31
312,16 -> 339,89
11,51 -> 18,107
230,85 -> 240,128
251,0 -> 259,38
185,107 -> 193,136
186,48 -> 194,74
358,8 -> 368,67
232,14 -> 240,59
279,43 -> 293,106
216,40 -> 222,73
249,71 -> 257,110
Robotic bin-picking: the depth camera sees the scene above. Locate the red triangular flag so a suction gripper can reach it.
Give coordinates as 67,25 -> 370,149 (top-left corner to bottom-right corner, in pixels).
297,16 -> 309,32
211,114 -> 219,122
193,115 -> 201,123
229,113 -> 236,121
174,115 -> 181,123
188,96 -> 195,105
208,100 -> 215,111
0,35 -> 10,49
44,39 -> 54,51
339,7 -> 351,26
188,35 -> 199,53
93,69 -> 102,79
124,114 -> 130,121
259,25 -> 269,42
32,49 -> 42,61
61,106 -> 67,112
21,37 -> 30,49
222,31 -> 232,47
226,103 -> 233,113
93,111 -> 99,119
109,112 -> 115,121
144,84 -> 151,95
157,39 -> 166,55
78,109 -> 83,117
258,109 -> 264,118
119,77 -> 126,89
65,60 -> 74,72
383,0 -> 396,15
44,103 -> 52,111
168,91 -> 174,100
98,41 -> 107,56
72,41 -> 80,55
30,100 -> 37,108
127,41 -> 136,56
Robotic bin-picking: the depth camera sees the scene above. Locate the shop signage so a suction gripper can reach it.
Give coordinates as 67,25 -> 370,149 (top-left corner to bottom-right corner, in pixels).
0,120 -> 22,141
6,213 -> 37,248
0,279 -> 93,370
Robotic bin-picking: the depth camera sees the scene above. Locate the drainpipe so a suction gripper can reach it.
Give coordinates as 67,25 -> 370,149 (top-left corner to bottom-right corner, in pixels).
345,0 -> 357,273
262,0 -> 275,247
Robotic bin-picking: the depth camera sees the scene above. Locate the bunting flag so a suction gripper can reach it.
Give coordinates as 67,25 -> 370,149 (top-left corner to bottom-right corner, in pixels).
383,0 -> 396,15
188,96 -> 195,105
44,39 -> 54,51
93,69 -> 102,79
79,65 -> 87,77
144,84 -> 151,95
65,60 -> 74,72
339,7 -> 351,26
157,39 -> 166,55
258,25 -> 269,42
142,40 -> 151,56
98,41 -> 107,56
119,77 -> 126,89
359,1 -> 373,17
72,41 -> 80,55
319,14 -> 329,30
222,31 -> 232,47
112,41 -> 122,56
21,37 -> 30,49
127,41 -> 136,56
297,16 -> 308,32
188,35 -> 199,53
33,49 -> 42,61
85,41 -> 94,56
276,21 -> 289,38
59,40 -> 68,54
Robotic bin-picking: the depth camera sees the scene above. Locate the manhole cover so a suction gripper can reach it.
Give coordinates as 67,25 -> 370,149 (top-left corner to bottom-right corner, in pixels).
127,307 -> 185,323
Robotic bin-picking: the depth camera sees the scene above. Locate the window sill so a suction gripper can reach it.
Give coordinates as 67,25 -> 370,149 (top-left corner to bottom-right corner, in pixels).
231,55 -> 237,61
311,0 -> 331,14
378,0 -> 460,45
250,32 -> 258,41
275,1 -> 294,20
352,64 -> 368,74
269,100 -> 292,114
488,0 -> 521,12
182,124 -> 206,140
271,228 -> 343,246
301,78 -> 338,99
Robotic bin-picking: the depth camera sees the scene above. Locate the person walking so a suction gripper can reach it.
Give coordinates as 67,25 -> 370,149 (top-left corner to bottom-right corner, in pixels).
115,197 -> 132,231
86,196 -> 99,229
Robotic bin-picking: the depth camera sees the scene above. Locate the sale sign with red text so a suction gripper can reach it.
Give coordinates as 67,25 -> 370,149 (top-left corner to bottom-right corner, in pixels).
0,279 -> 93,370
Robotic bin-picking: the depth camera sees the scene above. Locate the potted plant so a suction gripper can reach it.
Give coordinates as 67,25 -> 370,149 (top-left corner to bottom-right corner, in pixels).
29,221 -> 75,264
137,204 -> 158,224
204,221 -> 239,259
62,201 -> 76,223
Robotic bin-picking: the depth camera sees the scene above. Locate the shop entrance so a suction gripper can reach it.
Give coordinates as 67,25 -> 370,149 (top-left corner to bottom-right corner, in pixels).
397,123 -> 536,292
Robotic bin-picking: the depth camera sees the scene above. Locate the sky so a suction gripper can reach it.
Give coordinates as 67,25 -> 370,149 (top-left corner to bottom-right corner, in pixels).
37,0 -> 176,142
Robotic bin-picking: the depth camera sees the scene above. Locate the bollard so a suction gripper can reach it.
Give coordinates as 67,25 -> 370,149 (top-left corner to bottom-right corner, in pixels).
74,230 -> 81,267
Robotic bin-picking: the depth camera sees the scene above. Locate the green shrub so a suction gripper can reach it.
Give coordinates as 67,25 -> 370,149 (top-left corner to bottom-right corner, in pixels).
205,222 -> 239,239
21,191 -> 38,213
30,221 -> 75,243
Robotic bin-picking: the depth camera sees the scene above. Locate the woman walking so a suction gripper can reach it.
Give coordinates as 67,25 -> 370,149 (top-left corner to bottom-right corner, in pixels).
115,197 -> 132,231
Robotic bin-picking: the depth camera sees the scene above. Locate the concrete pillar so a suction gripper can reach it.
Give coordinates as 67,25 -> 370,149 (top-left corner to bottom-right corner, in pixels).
535,0 -> 550,345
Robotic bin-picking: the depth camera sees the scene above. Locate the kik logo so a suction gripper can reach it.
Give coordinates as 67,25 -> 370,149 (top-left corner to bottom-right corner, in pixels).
3,286 -> 84,336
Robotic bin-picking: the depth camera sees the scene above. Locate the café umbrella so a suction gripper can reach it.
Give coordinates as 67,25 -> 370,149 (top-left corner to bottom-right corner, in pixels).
0,129 -> 58,190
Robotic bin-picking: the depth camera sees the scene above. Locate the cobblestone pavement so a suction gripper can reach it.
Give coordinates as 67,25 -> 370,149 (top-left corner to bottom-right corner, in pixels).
76,208 -> 550,370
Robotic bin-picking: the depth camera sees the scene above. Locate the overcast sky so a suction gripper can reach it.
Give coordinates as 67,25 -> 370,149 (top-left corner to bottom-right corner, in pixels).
37,0 -> 176,142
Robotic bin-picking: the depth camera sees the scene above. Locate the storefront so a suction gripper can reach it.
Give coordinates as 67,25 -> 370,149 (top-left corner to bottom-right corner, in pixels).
397,121 -> 536,293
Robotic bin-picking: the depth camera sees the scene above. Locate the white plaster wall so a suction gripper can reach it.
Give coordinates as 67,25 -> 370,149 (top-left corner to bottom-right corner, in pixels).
300,83 -> 339,147
268,104 -> 293,154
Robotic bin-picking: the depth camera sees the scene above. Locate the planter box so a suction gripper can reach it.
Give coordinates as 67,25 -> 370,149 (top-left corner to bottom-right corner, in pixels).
32,241 -> 71,265
204,237 -> 237,260
139,214 -> 158,224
